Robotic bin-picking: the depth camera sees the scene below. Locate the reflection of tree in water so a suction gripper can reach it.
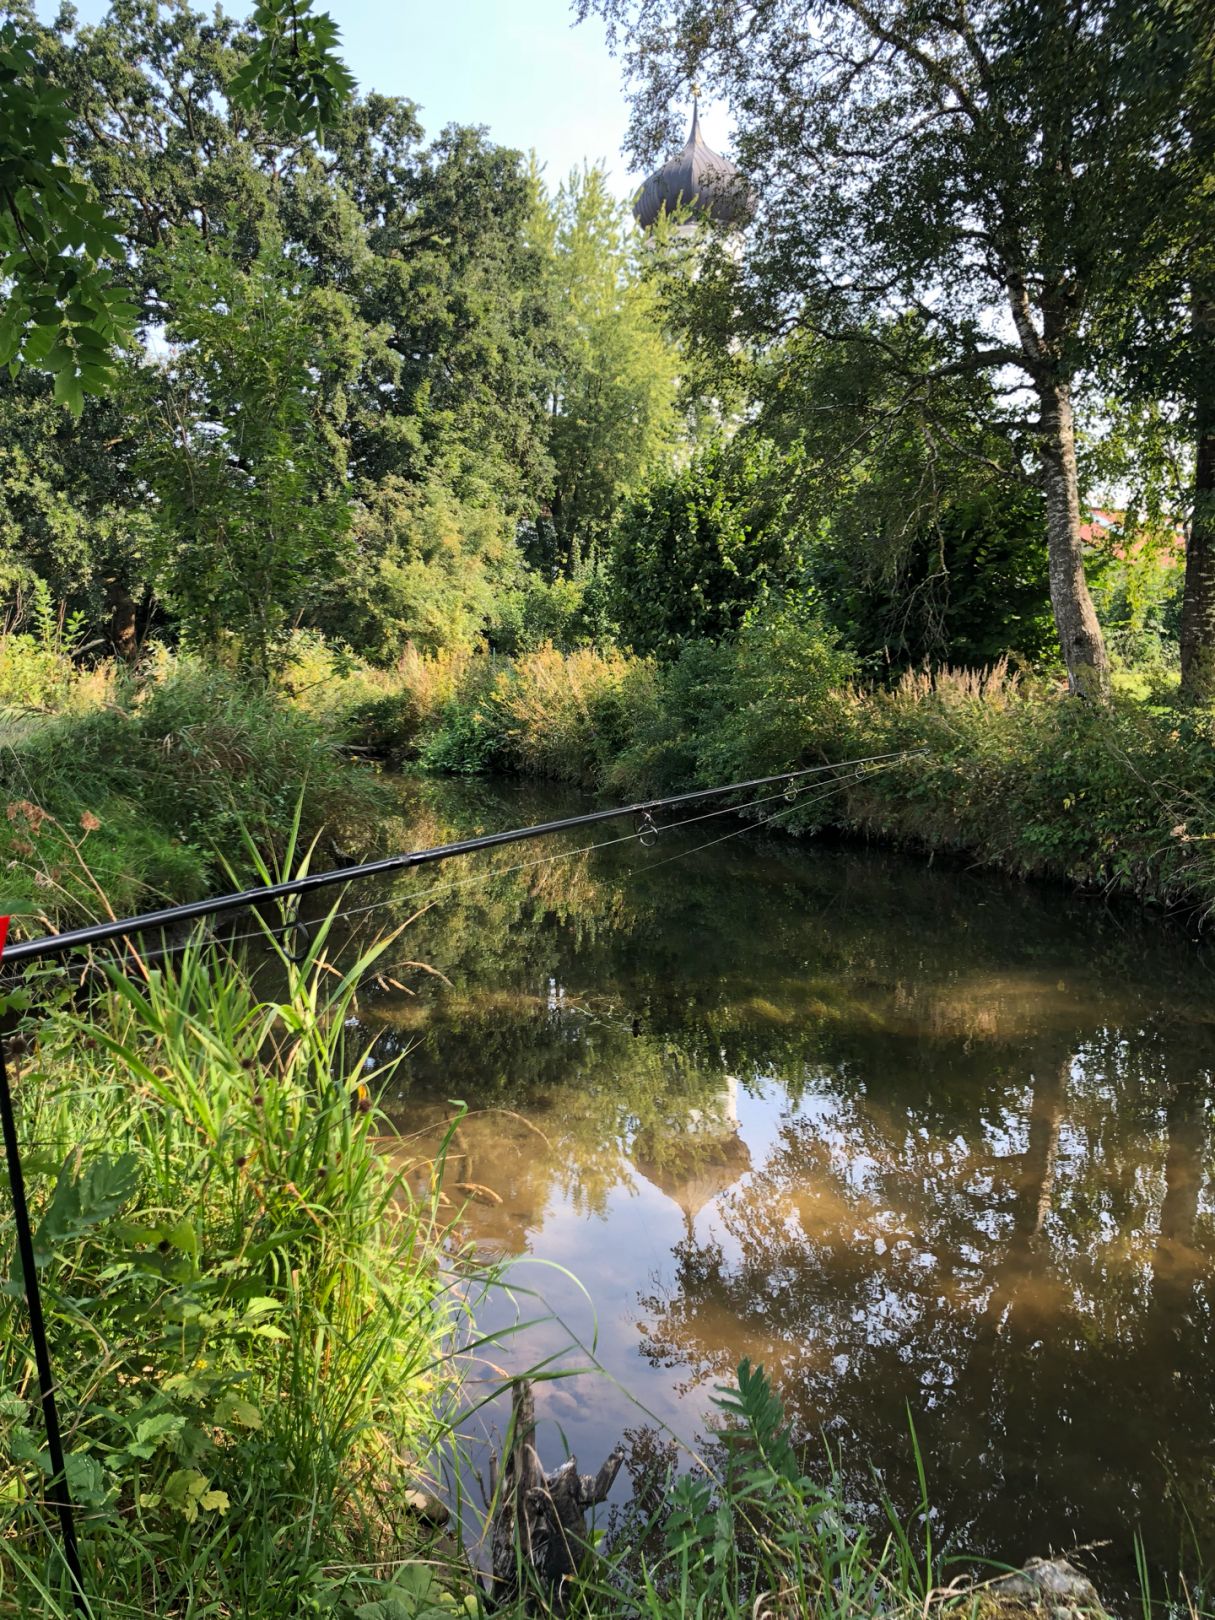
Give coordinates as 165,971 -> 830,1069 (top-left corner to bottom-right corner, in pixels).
637,1032 -> 1215,1585
348,779 -> 1215,1589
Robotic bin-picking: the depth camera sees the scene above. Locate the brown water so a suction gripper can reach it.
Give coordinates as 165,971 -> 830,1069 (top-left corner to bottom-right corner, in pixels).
354,776 -> 1215,1593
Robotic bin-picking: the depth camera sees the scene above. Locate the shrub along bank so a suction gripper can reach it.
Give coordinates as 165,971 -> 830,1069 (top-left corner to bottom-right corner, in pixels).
340,612 -> 1215,922
0,925 -> 461,1619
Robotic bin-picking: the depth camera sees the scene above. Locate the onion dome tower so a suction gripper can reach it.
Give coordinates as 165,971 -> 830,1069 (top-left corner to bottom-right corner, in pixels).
633,101 -> 755,234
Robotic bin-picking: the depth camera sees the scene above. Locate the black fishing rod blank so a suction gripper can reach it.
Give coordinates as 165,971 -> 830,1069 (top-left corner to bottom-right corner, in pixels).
3,751 -> 920,966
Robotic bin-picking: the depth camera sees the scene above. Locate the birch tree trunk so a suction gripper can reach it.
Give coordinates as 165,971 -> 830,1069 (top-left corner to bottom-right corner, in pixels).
1037,379 -> 1111,700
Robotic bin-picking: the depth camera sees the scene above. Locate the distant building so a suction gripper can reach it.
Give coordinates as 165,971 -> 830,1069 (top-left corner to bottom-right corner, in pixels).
633,103 -> 756,236
1078,507 -> 1186,565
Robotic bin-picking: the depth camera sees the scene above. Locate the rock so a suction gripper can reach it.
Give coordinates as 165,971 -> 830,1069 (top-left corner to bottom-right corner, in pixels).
403,1485 -> 450,1527
989,1558 -> 1105,1614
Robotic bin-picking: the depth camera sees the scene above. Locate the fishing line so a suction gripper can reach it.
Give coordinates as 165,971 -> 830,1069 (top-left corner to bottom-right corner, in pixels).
617,757 -> 900,883
122,756 -> 918,968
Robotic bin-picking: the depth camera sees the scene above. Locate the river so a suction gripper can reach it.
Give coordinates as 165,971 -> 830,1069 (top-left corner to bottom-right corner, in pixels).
347,774 -> 1215,1596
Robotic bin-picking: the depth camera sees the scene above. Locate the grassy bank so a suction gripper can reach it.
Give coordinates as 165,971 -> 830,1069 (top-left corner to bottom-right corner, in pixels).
0,640 -> 384,934
7,623 -> 1214,932
336,620 -> 1215,923
0,921 -> 465,1618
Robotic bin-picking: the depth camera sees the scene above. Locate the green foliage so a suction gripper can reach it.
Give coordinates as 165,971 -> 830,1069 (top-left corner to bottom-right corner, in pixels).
608,441 -> 802,658
812,488 -> 1058,673
228,0 -> 355,138
0,930 -> 458,1616
0,0 -> 353,411
526,165 -> 683,575
323,476 -> 521,662
679,602 -> 858,786
715,332 -> 1059,673
489,572 -> 614,655
0,653 -> 382,929
418,699 -> 502,775
140,234 -> 360,678
0,21 -> 135,411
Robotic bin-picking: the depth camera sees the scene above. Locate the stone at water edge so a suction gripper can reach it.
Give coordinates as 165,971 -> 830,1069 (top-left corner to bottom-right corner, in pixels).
989,1557 -> 1106,1614
402,1485 -> 450,1527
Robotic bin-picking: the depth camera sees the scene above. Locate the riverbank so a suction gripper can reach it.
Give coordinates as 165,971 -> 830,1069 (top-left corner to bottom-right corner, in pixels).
4,629 -> 1214,940
336,625 -> 1215,926
0,649 -> 385,935
0,928 -> 462,1618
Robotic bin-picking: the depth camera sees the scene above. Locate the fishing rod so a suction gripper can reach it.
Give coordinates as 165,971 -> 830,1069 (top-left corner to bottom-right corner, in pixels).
3,749 -> 922,967
0,743 -> 924,1612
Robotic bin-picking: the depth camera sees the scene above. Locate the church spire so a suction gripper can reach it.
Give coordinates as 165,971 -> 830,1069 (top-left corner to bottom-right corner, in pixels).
632,98 -> 755,233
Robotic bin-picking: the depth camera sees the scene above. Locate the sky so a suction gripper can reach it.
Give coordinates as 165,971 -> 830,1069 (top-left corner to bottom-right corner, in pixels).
36,0 -> 713,200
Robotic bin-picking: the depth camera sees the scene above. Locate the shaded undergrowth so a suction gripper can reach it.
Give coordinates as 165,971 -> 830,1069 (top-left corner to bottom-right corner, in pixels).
0,648 -> 384,933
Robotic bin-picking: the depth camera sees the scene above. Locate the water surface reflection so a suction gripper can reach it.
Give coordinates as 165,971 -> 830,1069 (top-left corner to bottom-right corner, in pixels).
360,778 -> 1215,1591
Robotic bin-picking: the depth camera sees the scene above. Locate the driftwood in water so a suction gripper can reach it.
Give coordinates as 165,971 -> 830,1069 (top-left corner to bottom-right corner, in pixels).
490,1380 -> 623,1614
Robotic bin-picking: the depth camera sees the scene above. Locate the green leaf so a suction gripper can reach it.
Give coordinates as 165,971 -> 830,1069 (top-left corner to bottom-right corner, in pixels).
52,365 -> 84,415
33,1150 -> 138,1261
127,1413 -> 186,1460
63,1453 -> 108,1507
214,1394 -> 262,1431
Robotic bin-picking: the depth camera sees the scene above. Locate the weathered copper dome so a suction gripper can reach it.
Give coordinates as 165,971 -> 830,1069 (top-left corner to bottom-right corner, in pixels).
633,104 -> 755,232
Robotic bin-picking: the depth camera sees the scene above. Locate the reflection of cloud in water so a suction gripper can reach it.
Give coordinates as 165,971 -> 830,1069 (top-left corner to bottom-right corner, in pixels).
350,776 -> 1215,1599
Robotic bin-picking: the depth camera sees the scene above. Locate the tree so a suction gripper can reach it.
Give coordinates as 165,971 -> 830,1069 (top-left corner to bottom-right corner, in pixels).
0,17 -> 135,410
0,0 -> 352,405
139,234 -> 360,678
1093,10 -> 1215,699
527,165 -> 682,576
316,474 -> 523,660
746,329 -> 1056,669
0,366 -> 152,654
1,1 -> 566,657
607,439 -> 798,656
584,0 -> 1202,699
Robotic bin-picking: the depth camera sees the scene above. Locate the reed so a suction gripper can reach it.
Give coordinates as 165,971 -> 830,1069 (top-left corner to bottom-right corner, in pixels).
0,907 -> 463,1618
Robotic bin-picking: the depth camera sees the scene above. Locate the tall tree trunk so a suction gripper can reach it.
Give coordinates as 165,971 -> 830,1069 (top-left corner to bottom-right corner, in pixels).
1037,380 -> 1111,701
1180,299 -> 1215,701
105,576 -> 138,664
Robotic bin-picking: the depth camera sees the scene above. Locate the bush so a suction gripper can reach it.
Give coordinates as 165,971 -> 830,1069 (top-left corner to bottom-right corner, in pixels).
337,646 -> 491,763
489,644 -> 658,785
373,624 -> 1215,922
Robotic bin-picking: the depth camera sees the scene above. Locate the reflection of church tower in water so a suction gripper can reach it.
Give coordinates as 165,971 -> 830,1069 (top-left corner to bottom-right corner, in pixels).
632,101 -> 756,239
630,1075 -> 751,1233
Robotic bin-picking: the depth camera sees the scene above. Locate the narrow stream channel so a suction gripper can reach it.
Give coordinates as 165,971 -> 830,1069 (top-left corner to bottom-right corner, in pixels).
346,774 -> 1215,1597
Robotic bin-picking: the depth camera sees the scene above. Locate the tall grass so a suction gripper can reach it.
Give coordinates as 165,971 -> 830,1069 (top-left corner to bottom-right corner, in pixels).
0,912 -> 463,1619
0,652 -> 385,932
